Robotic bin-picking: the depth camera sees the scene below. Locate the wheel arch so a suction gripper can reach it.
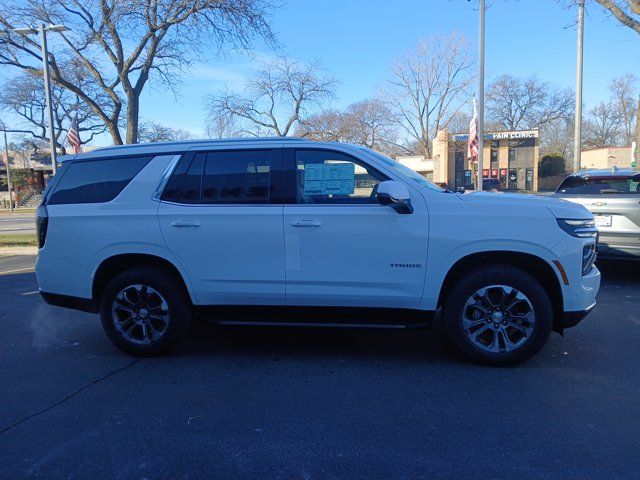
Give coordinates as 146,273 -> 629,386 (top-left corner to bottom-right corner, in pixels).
92,253 -> 194,306
436,251 -> 564,332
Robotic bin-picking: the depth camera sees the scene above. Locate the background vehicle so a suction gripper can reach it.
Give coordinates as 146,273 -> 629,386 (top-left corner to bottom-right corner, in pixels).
554,168 -> 640,260
482,178 -> 502,192
36,139 -> 599,366
456,179 -> 502,193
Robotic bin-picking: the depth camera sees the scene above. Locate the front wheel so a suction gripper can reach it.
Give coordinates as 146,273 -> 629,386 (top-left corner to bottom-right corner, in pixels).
99,267 -> 193,356
443,264 -> 553,366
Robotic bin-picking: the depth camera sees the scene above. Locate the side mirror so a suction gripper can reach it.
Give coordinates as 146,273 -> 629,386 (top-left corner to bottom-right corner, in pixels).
456,187 -> 465,194
376,180 -> 413,214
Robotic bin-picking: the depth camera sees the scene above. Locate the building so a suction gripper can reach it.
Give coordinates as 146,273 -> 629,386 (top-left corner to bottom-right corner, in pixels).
1,150 -> 55,206
395,156 -> 435,181
431,129 -> 540,191
580,147 -> 633,170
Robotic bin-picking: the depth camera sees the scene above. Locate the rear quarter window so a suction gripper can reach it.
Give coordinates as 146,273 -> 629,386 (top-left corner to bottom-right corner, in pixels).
47,156 -> 153,205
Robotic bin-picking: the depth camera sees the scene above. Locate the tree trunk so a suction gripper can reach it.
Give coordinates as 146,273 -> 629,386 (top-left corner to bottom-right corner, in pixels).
126,93 -> 140,144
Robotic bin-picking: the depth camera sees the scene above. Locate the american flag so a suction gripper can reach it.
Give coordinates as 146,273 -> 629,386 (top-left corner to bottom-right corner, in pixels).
467,98 -> 478,162
67,118 -> 81,154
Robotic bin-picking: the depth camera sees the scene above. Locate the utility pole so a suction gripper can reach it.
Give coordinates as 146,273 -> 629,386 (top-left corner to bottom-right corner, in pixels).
573,0 -> 584,173
635,95 -> 639,170
2,127 -> 12,212
477,0 -> 485,191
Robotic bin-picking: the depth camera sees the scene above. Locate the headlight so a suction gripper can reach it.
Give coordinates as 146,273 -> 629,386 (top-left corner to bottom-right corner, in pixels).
582,243 -> 597,275
556,218 -> 598,238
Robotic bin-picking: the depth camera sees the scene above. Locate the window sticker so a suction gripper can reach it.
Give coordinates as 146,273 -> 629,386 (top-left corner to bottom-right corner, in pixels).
303,162 -> 355,196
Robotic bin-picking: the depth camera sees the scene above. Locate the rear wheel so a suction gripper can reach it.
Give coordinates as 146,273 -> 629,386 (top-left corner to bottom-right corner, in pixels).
99,267 -> 193,356
443,264 -> 553,366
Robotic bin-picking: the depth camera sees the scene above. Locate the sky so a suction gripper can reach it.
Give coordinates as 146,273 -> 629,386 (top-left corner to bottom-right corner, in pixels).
3,0 -> 640,145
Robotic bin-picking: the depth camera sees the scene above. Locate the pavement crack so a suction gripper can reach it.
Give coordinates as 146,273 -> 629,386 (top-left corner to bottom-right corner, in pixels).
0,358 -> 141,435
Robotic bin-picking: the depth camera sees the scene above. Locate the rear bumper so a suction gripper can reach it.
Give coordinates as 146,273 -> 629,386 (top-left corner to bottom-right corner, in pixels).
40,291 -> 98,314
560,302 -> 596,329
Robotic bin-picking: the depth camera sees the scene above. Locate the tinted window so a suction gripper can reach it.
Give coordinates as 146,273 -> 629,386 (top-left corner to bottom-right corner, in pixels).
161,154 -> 192,202
48,156 -> 152,205
557,176 -> 640,195
296,150 -> 387,204
174,153 -> 205,204
202,150 -> 271,204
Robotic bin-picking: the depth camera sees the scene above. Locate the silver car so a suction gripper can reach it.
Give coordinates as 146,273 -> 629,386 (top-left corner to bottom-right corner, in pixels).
553,168 -> 640,259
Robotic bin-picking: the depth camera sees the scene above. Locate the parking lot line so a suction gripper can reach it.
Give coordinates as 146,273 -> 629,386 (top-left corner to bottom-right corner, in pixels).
0,266 -> 35,275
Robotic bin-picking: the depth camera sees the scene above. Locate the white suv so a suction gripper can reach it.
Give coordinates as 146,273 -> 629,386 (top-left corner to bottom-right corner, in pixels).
36,139 -> 600,365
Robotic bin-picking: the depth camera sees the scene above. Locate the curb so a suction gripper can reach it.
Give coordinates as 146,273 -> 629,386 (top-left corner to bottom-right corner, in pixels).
0,247 -> 38,256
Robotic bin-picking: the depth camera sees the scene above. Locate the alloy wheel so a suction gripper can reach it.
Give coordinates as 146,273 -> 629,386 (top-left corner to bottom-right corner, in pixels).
111,284 -> 170,345
462,285 -> 535,354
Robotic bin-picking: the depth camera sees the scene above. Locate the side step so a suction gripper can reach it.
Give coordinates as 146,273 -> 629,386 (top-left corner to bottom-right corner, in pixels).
216,320 -> 429,330
196,305 -> 436,331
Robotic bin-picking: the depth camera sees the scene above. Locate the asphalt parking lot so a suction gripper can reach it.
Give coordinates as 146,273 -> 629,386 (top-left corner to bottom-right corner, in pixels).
1,255 -> 638,479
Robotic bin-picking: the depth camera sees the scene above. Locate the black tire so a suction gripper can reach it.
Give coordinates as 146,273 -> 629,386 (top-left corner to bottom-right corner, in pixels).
443,264 -> 553,366
99,267 -> 193,356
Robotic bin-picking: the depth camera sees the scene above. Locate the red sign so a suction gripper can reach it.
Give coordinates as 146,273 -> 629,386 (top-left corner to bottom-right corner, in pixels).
491,169 -> 498,178
482,169 -> 490,177
500,169 -> 507,176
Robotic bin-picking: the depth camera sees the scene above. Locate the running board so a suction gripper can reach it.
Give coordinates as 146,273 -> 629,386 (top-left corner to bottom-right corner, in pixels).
215,320 -> 431,330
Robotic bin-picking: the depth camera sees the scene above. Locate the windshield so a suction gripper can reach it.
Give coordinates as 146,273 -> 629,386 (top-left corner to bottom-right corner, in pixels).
365,149 -> 444,192
557,176 -> 640,195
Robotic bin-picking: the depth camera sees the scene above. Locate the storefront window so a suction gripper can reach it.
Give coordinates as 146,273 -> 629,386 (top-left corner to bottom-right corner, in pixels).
490,141 -> 499,169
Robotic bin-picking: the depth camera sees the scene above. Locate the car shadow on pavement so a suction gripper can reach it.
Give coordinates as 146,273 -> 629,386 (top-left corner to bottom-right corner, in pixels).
596,259 -> 640,284
179,317 -> 465,366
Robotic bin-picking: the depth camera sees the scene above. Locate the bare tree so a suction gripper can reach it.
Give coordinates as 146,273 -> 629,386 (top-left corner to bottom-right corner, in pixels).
540,116 -> 575,169
383,32 -> 475,158
205,114 -> 243,139
0,71 -> 107,154
486,75 -> 574,131
344,99 -> 399,151
296,99 -> 400,154
608,74 -> 638,146
594,0 -> 640,34
0,0 -> 276,144
583,101 -> 625,148
205,56 -> 336,137
138,122 -> 193,143
296,109 -> 351,142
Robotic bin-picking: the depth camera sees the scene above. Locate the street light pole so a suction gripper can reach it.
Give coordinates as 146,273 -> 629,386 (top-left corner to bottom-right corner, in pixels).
2,127 -> 13,212
573,0 -> 585,173
477,0 -> 485,191
39,24 -> 57,175
14,24 -> 69,175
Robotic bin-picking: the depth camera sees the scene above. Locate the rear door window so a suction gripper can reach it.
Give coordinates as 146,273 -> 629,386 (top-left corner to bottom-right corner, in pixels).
161,149 -> 276,204
557,176 -> 640,195
202,150 -> 271,204
47,156 -> 153,205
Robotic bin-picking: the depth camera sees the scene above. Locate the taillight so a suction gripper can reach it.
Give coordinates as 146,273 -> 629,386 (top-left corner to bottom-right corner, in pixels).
36,204 -> 48,249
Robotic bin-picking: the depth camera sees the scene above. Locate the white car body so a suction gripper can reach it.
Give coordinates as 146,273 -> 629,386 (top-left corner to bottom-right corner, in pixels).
35,139 -> 600,362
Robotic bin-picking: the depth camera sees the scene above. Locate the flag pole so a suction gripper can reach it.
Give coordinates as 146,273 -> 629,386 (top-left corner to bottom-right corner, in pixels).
477,0 -> 485,191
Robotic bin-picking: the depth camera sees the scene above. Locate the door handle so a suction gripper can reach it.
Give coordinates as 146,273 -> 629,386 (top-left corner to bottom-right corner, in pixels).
170,220 -> 202,228
289,220 -> 322,227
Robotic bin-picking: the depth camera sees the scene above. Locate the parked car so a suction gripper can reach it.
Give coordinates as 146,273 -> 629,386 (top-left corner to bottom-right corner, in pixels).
553,168 -> 640,260
456,179 -> 502,193
482,178 -> 502,192
36,138 -> 600,365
